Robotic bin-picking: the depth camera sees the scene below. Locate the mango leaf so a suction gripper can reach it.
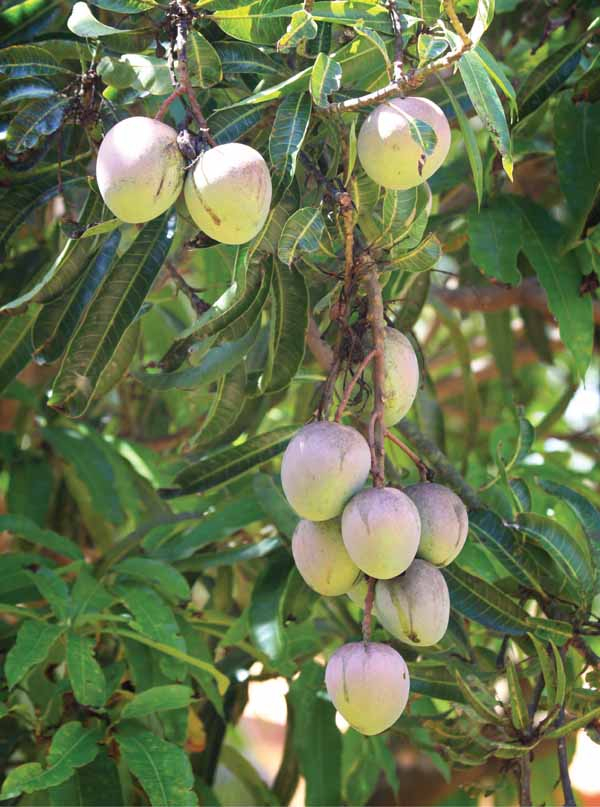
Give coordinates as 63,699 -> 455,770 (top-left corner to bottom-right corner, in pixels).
120,53 -> 172,95
418,33 -> 447,65
0,44 -> 74,78
209,104 -> 264,144
516,512 -> 594,599
68,2 -> 132,37
116,726 -> 198,807
186,29 -> 222,87
176,537 -> 282,571
66,634 -> 107,708
552,642 -> 566,708
253,473 -> 298,538
554,93 -> 600,249
171,426 -> 297,496
276,9 -> 317,51
212,0 -> 288,44
278,206 -> 328,265
458,48 -> 512,179
48,751 -> 124,807
544,706 -> 600,740
191,362 -> 248,448
443,565 -> 531,635
529,633 -> 557,708
6,95 -> 69,153
517,40 -> 584,120
5,619 -> 65,689
269,92 -> 312,201
394,271 -> 430,330
467,197 -> 521,284
537,479 -> 600,551
89,319 -> 140,403
0,722 -> 102,799
354,21 -> 391,77
114,557 -> 190,600
267,1 -> 395,31
474,44 -> 517,117
506,659 -> 529,732
215,41 -> 281,76
468,0 -> 495,45
513,198 -> 593,379
26,567 -> 70,621
0,513 -> 83,560
0,307 -> 36,394
90,0 -> 156,12
0,78 -> 57,108
249,549 -> 294,661
261,263 -> 308,393
387,233 -> 441,274
374,188 -> 418,247
34,229 -> 122,364
454,671 -> 501,723
440,75 -> 483,208
49,213 -> 174,415
121,685 -> 193,720
469,509 -> 543,594
310,51 -> 342,107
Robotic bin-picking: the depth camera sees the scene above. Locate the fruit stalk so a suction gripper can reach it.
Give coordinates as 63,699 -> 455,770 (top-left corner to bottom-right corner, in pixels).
335,349 -> 377,423
385,429 -> 431,481
361,576 -> 376,644
364,264 -> 386,488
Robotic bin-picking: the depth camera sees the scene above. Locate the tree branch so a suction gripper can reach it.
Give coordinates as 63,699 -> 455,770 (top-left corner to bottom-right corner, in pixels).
556,706 -> 577,807
518,754 -> 532,807
434,278 -> 600,325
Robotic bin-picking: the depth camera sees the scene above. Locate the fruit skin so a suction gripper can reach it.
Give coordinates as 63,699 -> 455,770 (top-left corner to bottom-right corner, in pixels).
281,421 -> 371,521
325,642 -> 410,735
184,143 -> 272,244
292,518 -> 361,596
342,486 -> 421,579
96,117 -> 184,224
404,482 -> 469,566
190,578 -> 210,610
375,559 -> 450,646
369,328 -> 419,426
357,97 -> 451,190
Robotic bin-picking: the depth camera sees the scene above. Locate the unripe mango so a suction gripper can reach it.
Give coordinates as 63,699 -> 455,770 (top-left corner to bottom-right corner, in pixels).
369,328 -> 419,426
191,578 -> 210,610
341,487 -> 421,579
292,518 -> 360,596
357,97 -> 451,190
281,422 -> 371,521
325,642 -> 410,735
184,143 -> 272,244
405,482 -> 468,566
96,117 -> 184,224
375,559 -> 450,646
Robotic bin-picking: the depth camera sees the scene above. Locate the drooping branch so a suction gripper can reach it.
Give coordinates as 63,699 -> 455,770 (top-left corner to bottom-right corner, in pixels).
434,278 -> 600,325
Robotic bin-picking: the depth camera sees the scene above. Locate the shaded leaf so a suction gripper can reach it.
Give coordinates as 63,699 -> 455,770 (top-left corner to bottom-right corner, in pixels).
310,52 -> 342,107
269,92 -> 312,201
66,634 -> 106,708
249,549 -> 294,661
468,197 -> 521,284
68,2 -> 131,37
0,307 -> 36,394
278,206 -> 328,265
0,513 -> 83,560
5,619 -> 65,689
121,685 -> 193,720
440,75 -> 483,208
7,95 -> 69,153
187,29 -> 223,87
114,557 -> 190,600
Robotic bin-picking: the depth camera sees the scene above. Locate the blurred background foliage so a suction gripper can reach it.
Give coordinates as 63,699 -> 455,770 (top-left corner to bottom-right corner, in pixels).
0,0 -> 600,805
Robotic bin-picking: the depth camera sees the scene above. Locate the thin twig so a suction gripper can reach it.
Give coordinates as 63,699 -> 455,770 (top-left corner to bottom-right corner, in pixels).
385,429 -> 431,481
386,0 -> 406,82
444,0 -> 470,45
335,349 -> 377,422
556,706 -> 577,807
362,576 -> 376,643
165,261 -> 211,315
518,754 -> 532,807
155,86 -> 185,121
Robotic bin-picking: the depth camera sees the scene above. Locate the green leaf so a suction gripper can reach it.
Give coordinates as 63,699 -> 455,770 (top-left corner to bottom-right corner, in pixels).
516,512 -> 594,599
310,52 -> 342,107
387,232 -> 442,274
537,480 -> 600,556
276,9 -> 318,51
529,633 -> 557,708
34,229 -> 122,365
467,197 -> 522,283
468,0 -> 495,45
66,634 -> 107,708
374,188 -> 418,247
458,48 -> 512,179
440,75 -> 483,208
474,44 -> 517,117
90,0 -> 156,12
517,40 -> 584,120
249,549 -> 294,660
121,685 -> 193,720
506,659 -> 529,732
186,29 -> 223,87
0,44 -> 73,78
253,473 -> 298,539
278,206 -> 328,265
418,33 -> 447,66
443,565 -> 531,635
212,0 -> 288,44
90,319 -> 140,403
469,509 -> 543,594
551,641 -> 566,708
49,750 -> 124,807
114,557 -> 190,600
26,567 -> 70,621
0,308 -> 36,394
5,619 -> 65,689
554,93 -> 600,248
209,104 -> 265,144
116,725 -> 198,807
354,21 -> 392,77
176,537 -> 282,571
7,95 -> 69,153
543,705 -> 600,740
49,214 -> 174,415
261,263 -> 308,393
454,670 -> 501,724
269,92 -> 312,201
512,198 -> 593,378
191,362 -> 248,448
171,426 -> 297,496
68,1 -> 132,37
0,78 -> 57,108
215,41 -> 281,77
0,722 -> 102,799
0,513 -> 83,560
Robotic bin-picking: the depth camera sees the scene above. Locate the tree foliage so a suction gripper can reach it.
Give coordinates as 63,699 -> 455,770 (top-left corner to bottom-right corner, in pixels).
0,0 -> 599,805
